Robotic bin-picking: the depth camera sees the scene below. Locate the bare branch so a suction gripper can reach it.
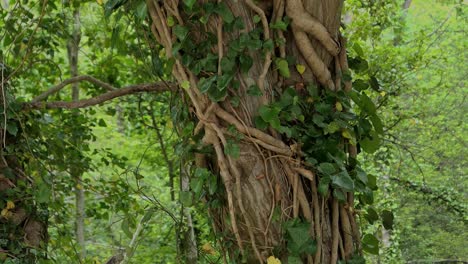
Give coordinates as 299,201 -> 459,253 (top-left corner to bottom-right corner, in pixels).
24,82 -> 177,110
32,75 -> 118,103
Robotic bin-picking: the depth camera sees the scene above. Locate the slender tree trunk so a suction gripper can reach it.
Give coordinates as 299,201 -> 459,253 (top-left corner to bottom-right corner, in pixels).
67,6 -> 86,261
147,0 -> 361,263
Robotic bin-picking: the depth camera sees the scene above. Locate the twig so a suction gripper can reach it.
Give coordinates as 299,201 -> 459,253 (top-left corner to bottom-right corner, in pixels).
24,82 -> 176,110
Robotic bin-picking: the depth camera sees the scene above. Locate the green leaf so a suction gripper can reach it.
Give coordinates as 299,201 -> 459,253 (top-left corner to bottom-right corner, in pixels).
217,74 -> 234,91
224,139 -> 240,159
318,177 -> 330,195
215,2 -> 234,23
360,131 -> 381,153
370,114 -> 383,135
198,76 -> 217,93
35,181 -> 51,204
134,1 -> 147,20
359,93 -> 376,115
98,119 -> 107,127
275,58 -> 290,78
331,171 -> 354,191
324,121 -> 340,134
365,207 -> 379,224
247,84 -> 263,96
6,122 -> 18,136
263,39 -> 274,51
239,54 -> 253,73
362,234 -> 379,255
180,191 -> 193,207
181,80 -> 190,90
173,25 -> 189,41
381,210 -> 394,230
220,57 -> 236,74
183,0 -> 196,9
259,106 -> 280,123
318,163 -> 336,175
286,222 -> 317,255
254,116 -> 269,130
270,20 -> 288,31
253,15 -> 261,23
190,178 -> 204,196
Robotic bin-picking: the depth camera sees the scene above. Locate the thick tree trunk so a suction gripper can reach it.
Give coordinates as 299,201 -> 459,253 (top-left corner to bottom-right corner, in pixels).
146,0 -> 360,263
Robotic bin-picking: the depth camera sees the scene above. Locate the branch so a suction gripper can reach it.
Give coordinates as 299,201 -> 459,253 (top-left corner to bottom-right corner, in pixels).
32,75 -> 118,102
24,82 -> 177,110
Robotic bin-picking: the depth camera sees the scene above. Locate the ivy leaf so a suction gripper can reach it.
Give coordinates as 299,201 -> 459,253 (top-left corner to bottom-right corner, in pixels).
270,20 -> 288,31
183,0 -> 196,9
247,84 -> 263,96
181,80 -> 190,90
362,234 -> 379,255
324,121 -> 340,134
370,114 -> 383,135
286,222 -> 317,255
381,210 -> 394,230
199,76 -> 217,93
98,119 -> 107,127
331,171 -> 354,191
224,139 -> 240,159
365,207 -> 379,224
217,74 -> 234,91
253,15 -> 261,24
215,2 -> 234,23
239,54 -> 253,73
360,93 -> 376,115
275,58 -> 290,78
318,178 -> 330,195
296,64 -> 306,75
6,123 -> 18,136
360,131 -> 381,153
220,57 -> 236,74
173,25 -> 189,41
263,39 -> 274,51
318,163 -> 336,175
259,106 -> 280,123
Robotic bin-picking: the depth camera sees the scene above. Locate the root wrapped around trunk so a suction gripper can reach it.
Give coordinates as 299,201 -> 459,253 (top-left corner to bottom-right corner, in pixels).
146,0 -> 362,262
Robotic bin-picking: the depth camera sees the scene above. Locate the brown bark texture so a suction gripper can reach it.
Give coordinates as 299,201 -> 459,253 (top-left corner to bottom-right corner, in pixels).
146,0 -> 360,263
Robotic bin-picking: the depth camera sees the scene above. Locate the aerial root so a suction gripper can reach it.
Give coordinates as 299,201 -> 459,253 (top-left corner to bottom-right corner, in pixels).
293,28 -> 335,90
245,0 -> 272,104
286,0 -> 340,56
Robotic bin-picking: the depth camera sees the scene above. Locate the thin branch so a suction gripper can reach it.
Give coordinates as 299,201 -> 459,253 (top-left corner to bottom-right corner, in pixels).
24,83 -> 177,110
32,75 -> 117,102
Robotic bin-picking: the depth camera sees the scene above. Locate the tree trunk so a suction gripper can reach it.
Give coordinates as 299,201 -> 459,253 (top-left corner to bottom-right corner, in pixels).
67,6 -> 86,261
147,0 -> 361,263
0,70 -> 47,262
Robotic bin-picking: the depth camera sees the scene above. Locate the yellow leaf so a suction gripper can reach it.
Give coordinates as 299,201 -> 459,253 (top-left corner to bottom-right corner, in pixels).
1,208 -> 11,218
96,0 -> 103,5
181,80 -> 190,90
380,91 -> 386,97
201,243 -> 216,255
267,256 -> 281,264
76,184 -> 83,190
296,64 -> 306,75
335,101 -> 343,112
342,129 -> 352,139
6,201 -> 14,210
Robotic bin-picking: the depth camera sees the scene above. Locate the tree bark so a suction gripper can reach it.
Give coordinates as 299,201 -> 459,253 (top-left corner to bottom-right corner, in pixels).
67,6 -> 86,261
146,0 -> 360,263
